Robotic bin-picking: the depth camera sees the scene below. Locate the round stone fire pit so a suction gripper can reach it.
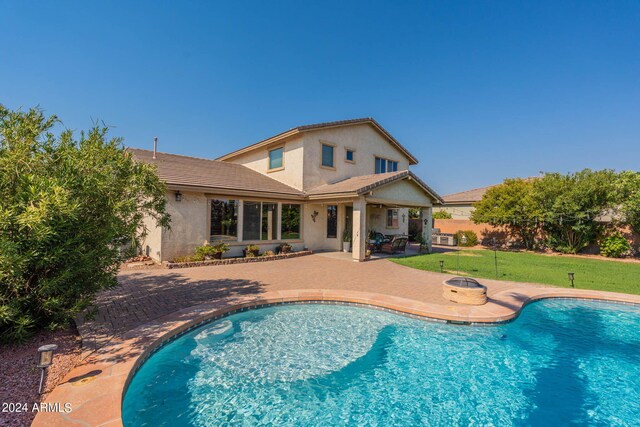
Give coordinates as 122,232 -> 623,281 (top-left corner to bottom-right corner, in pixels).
442,277 -> 488,305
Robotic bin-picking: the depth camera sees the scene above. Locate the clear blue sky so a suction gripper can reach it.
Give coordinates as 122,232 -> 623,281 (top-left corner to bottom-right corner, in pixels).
1,1 -> 639,194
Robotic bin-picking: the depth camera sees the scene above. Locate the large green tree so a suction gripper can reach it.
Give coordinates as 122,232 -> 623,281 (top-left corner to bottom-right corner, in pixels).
471,178 -> 541,249
534,169 -> 616,254
614,171 -> 640,235
0,106 -> 170,342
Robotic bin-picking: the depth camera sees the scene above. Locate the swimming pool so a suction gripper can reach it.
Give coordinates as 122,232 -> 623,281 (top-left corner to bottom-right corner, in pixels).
122,300 -> 640,426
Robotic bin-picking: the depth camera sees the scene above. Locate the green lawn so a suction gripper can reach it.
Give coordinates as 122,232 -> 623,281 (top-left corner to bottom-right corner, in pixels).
391,249 -> 640,295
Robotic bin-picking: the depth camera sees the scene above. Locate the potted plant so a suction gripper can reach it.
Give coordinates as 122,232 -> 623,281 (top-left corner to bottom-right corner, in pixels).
243,244 -> 260,257
277,242 -> 292,254
342,228 -> 352,252
195,241 -> 229,260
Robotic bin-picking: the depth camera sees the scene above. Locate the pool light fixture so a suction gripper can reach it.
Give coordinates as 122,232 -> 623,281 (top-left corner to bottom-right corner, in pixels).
37,344 -> 58,394
568,272 -> 575,288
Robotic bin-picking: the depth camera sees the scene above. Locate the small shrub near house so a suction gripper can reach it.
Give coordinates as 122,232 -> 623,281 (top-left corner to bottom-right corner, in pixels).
599,232 -> 631,258
244,244 -> 260,257
455,230 -> 478,247
194,241 -> 229,260
277,242 -> 292,254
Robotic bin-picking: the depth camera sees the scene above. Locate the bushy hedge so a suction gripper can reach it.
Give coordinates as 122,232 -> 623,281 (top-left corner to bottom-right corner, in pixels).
599,233 -> 631,258
433,210 -> 453,219
0,106 -> 170,342
472,170 -> 640,254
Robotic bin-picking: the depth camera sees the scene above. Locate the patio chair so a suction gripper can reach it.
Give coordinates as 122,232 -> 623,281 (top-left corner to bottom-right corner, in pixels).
368,232 -> 391,252
379,236 -> 408,255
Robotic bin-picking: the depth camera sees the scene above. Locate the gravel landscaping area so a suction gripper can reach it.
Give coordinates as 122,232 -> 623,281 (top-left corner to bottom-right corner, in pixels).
0,326 -> 82,427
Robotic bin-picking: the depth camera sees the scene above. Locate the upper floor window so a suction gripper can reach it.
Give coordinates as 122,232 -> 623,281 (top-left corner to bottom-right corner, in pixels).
345,148 -> 355,163
375,157 -> 398,174
268,147 -> 283,170
321,143 -> 335,168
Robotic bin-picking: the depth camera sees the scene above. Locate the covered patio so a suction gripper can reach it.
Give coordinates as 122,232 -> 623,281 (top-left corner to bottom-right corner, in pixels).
305,170 -> 444,261
315,241 -> 424,261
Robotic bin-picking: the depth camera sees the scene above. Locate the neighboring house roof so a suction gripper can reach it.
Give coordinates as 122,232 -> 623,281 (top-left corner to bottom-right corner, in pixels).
442,184 -> 498,204
215,117 -> 419,165
443,177 -> 540,204
128,148 -> 304,198
306,170 -> 444,204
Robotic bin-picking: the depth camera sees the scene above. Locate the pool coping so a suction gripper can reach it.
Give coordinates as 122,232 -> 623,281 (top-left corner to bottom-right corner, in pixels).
32,287 -> 640,426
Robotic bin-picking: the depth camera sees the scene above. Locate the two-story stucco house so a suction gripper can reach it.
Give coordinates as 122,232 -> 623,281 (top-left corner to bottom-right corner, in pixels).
131,118 -> 443,262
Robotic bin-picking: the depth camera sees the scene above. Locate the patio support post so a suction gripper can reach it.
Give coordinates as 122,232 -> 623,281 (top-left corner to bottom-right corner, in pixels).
237,200 -> 244,242
352,197 -> 367,261
276,202 -> 282,240
421,207 -> 433,253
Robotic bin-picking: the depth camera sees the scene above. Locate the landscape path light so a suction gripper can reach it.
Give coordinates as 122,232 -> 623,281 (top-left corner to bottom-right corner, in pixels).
568,272 -> 575,288
37,344 -> 58,394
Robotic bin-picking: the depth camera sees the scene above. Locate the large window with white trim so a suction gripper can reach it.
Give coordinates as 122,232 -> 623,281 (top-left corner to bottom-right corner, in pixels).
261,203 -> 278,240
243,201 -> 279,241
210,199 -> 238,240
281,204 -> 301,239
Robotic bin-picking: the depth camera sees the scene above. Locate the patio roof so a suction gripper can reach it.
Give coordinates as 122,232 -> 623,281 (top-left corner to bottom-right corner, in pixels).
306,170 -> 444,204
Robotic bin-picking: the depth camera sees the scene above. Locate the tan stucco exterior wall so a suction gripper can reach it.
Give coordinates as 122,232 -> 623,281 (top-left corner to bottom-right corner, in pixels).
225,135 -> 305,190
367,206 -> 410,236
301,124 -> 411,190
144,124 -> 439,262
225,124 -> 413,192
141,212 -> 163,261
369,179 -> 433,207
160,191 -> 210,262
302,203 -> 344,251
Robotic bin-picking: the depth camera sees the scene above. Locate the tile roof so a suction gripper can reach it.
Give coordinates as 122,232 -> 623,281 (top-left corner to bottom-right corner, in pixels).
216,117 -> 419,165
128,148 -> 304,197
307,170 -> 444,204
442,185 -> 497,203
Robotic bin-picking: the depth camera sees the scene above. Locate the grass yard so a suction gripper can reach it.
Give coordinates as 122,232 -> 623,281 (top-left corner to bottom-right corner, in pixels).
391,249 -> 640,295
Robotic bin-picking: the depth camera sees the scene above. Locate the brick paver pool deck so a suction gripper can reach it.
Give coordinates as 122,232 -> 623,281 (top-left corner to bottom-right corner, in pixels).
34,254 -> 640,426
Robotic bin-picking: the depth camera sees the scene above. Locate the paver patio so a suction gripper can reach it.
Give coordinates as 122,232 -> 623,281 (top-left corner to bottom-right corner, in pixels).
77,252 -> 536,350
35,252 -> 640,426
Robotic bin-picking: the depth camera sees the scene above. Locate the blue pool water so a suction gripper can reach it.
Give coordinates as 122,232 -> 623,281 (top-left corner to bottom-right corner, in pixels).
123,300 -> 640,426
